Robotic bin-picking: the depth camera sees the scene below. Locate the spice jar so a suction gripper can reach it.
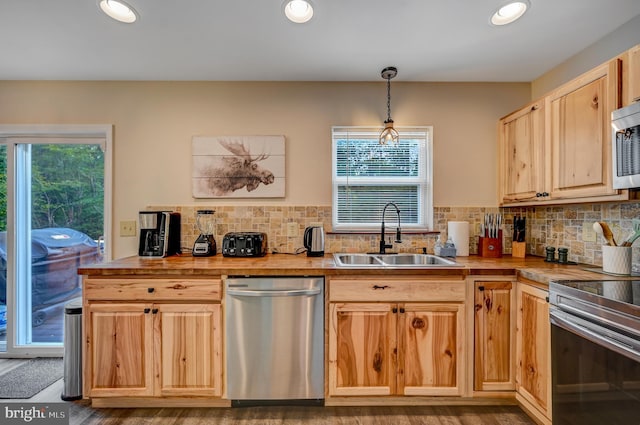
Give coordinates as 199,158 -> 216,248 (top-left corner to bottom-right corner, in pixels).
545,246 -> 556,262
558,247 -> 568,264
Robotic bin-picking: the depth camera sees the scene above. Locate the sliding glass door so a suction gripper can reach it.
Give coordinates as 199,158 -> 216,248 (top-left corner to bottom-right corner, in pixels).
0,125 -> 112,356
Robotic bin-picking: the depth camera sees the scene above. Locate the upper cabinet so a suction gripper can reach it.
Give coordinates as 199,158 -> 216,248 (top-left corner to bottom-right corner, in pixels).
498,101 -> 545,203
499,58 -> 629,206
628,44 -> 640,105
546,59 -> 621,200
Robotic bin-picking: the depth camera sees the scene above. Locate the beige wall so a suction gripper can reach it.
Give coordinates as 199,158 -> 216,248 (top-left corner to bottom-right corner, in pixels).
532,14 -> 640,98
0,80 -> 529,257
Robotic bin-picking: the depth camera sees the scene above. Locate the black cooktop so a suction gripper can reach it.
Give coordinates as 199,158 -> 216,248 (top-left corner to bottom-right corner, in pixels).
551,279 -> 640,307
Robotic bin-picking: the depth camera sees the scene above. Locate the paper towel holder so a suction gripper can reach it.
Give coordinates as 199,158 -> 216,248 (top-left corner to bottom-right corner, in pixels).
448,221 -> 470,257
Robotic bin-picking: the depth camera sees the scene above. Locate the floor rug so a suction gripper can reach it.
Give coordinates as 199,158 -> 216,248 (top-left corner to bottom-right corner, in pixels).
0,358 -> 63,399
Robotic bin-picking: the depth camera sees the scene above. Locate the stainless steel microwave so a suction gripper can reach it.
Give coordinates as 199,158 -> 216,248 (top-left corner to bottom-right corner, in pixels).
612,101 -> 640,189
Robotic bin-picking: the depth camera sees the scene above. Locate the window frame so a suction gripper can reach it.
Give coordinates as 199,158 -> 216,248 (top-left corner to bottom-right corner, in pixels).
331,126 -> 433,232
0,124 -> 112,357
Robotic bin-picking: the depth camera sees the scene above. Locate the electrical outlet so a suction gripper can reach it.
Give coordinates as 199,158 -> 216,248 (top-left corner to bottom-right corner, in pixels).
287,222 -> 298,237
120,220 -> 137,237
582,222 -> 596,242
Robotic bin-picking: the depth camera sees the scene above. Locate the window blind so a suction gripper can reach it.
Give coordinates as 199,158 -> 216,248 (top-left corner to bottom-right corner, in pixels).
332,126 -> 432,231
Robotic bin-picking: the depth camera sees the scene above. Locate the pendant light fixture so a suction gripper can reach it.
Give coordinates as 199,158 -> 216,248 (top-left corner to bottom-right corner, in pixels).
379,66 -> 399,146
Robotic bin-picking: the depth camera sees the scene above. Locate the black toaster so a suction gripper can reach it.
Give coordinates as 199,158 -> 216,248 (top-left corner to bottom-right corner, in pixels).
222,232 -> 268,257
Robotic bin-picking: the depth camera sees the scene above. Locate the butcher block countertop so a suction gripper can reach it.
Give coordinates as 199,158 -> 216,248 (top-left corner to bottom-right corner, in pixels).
78,253 -> 623,287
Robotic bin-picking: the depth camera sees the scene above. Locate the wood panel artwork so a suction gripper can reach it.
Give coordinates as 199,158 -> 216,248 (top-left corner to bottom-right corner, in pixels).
474,281 -> 514,391
192,135 -> 285,198
329,303 -> 396,396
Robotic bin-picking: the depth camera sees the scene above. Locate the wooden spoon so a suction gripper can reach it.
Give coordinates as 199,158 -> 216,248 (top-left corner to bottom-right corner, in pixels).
598,221 -> 617,246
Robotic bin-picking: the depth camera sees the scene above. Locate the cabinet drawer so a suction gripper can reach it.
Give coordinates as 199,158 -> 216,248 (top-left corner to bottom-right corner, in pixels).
84,278 -> 222,301
329,278 -> 465,302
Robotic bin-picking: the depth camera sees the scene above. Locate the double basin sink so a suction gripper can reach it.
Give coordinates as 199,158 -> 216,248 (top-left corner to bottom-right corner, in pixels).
333,253 -> 460,268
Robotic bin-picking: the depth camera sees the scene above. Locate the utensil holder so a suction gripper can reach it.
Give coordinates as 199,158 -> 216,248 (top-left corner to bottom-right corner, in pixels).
511,241 -> 526,258
478,231 -> 502,258
602,245 -> 632,275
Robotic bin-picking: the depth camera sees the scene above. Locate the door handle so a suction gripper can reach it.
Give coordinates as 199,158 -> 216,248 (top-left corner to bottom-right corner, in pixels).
226,288 -> 321,297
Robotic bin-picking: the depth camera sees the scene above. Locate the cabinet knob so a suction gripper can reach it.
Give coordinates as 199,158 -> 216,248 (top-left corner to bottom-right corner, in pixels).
144,308 -> 150,313
478,286 -> 485,291
152,308 -> 158,314
147,288 -> 155,293
392,307 -> 398,313
373,285 -> 389,290
399,307 -> 405,314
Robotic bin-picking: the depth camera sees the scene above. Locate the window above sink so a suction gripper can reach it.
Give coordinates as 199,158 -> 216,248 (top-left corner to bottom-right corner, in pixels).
331,126 -> 433,232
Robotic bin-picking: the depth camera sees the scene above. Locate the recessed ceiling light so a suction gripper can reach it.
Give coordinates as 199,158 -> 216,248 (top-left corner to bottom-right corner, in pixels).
491,1 -> 529,26
283,0 -> 314,24
98,0 -> 138,24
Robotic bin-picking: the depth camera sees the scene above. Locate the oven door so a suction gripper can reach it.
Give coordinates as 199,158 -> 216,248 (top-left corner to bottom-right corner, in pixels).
550,307 -> 640,425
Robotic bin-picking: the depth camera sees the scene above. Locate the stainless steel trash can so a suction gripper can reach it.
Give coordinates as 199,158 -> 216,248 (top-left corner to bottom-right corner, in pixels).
61,297 -> 82,401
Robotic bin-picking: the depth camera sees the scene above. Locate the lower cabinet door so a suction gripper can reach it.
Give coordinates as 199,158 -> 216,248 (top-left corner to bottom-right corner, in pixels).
87,303 -> 154,397
157,303 -> 222,397
474,280 -> 516,391
328,303 -> 397,396
516,283 -> 551,421
400,303 -> 464,396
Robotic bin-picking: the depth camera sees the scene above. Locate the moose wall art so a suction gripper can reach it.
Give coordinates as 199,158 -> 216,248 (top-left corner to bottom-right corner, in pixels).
192,135 -> 285,198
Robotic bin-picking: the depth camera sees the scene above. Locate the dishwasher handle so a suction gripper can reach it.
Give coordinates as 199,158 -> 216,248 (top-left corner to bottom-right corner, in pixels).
226,288 -> 322,297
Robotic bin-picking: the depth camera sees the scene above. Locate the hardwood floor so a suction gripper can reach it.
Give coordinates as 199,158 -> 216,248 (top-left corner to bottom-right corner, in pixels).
0,360 -> 536,425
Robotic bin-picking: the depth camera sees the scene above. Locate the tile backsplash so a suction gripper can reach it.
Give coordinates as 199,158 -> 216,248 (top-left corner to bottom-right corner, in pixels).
149,202 -> 640,268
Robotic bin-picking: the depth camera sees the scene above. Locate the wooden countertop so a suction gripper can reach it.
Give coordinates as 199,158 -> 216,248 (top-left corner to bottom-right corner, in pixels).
78,253 -> 623,287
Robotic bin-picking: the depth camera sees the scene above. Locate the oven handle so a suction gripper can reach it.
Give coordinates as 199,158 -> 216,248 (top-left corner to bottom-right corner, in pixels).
226,288 -> 322,297
550,307 -> 640,363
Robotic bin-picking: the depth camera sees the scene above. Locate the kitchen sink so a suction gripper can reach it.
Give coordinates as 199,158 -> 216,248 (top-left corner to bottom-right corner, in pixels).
333,253 -> 459,268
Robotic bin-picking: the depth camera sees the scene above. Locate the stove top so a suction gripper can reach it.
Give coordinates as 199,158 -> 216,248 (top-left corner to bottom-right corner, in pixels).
552,280 -> 640,307
549,279 -> 640,325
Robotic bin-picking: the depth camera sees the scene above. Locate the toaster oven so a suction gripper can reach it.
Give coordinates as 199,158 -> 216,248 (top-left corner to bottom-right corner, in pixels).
222,232 -> 268,257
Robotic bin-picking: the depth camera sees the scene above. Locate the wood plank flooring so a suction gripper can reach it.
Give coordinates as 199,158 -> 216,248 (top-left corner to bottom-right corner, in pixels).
0,360 -> 536,425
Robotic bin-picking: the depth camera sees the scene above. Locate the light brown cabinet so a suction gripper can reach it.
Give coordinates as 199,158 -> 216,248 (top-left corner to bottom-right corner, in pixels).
499,58 -> 628,206
498,101 -> 545,203
628,44 -> 640,104
83,277 -> 223,404
473,279 -> 516,392
328,277 -> 466,398
515,282 -> 551,425
546,59 -> 621,201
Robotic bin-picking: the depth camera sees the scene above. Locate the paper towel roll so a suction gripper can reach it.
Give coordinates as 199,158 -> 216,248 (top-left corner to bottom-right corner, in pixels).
448,221 -> 470,256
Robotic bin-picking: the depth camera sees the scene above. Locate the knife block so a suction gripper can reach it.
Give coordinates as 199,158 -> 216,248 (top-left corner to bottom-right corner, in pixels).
478,231 -> 502,258
511,241 -> 526,258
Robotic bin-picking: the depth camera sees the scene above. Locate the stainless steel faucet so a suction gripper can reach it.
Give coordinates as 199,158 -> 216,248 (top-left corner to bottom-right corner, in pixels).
379,202 -> 402,254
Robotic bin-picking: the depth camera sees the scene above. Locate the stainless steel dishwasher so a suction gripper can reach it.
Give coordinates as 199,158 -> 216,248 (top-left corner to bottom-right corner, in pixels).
225,276 -> 324,405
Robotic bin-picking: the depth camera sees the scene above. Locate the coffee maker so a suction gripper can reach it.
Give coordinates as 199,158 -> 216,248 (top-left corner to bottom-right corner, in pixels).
138,211 -> 181,258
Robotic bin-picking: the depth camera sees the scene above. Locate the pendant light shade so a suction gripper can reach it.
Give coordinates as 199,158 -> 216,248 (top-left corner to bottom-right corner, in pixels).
379,66 -> 399,146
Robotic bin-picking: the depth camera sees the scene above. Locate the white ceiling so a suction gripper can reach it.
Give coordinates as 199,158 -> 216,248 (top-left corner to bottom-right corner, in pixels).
1,0 -> 640,82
